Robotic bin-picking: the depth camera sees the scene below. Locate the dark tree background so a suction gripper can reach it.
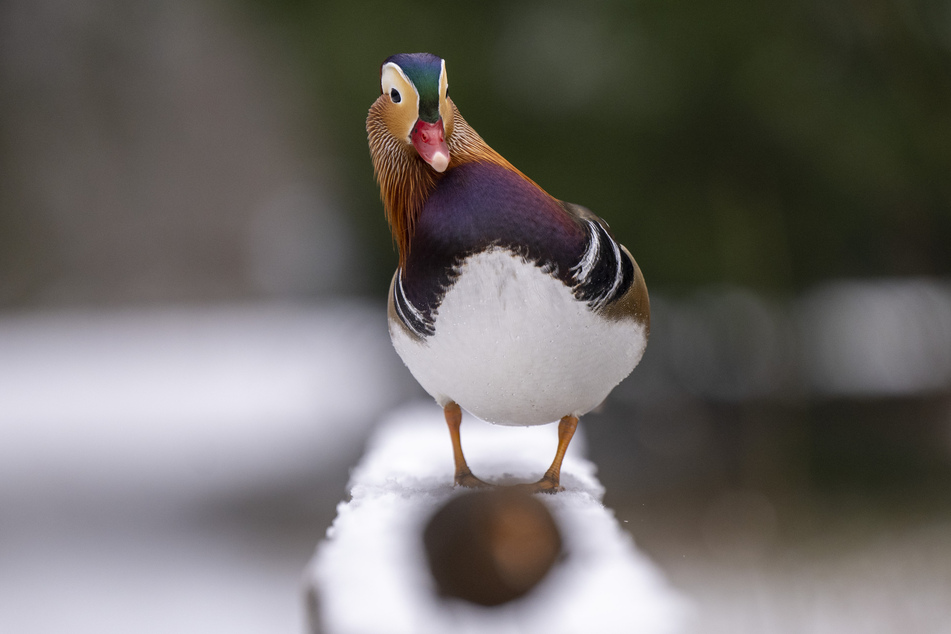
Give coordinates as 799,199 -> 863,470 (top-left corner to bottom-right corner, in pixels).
241,0 -> 951,294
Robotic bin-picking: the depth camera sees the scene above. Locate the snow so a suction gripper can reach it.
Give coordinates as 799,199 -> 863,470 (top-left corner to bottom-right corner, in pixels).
2,518 -> 306,634
307,403 -> 687,634
0,302 -> 410,634
0,302 -> 407,501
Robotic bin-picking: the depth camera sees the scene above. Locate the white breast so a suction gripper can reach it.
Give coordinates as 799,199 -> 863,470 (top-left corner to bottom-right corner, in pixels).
390,248 -> 647,426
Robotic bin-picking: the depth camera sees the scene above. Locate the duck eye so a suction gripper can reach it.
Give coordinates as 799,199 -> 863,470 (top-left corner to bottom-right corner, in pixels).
390,88 -> 401,103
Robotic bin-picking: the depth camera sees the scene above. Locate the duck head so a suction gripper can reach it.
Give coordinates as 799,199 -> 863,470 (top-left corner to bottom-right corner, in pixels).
378,52 -> 452,173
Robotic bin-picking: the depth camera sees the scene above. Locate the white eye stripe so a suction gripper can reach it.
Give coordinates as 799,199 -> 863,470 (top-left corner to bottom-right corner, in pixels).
439,58 -> 449,98
380,62 -> 421,140
381,62 -> 419,104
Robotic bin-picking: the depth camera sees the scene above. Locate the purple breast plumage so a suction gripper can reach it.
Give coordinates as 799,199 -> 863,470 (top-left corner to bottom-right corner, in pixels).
393,161 -> 636,340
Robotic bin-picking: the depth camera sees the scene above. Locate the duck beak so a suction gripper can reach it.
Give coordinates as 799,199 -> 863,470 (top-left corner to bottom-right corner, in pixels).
411,119 -> 450,173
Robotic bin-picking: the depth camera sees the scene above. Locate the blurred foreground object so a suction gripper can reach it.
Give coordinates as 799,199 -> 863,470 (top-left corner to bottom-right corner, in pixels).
424,488 -> 562,606
305,404 -> 685,634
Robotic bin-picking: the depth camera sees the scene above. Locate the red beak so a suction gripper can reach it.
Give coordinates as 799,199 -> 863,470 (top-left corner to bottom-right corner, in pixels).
411,119 -> 450,173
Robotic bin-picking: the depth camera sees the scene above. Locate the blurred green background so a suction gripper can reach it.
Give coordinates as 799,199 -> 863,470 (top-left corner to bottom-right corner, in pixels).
243,0 -> 951,293
3,0 -> 949,300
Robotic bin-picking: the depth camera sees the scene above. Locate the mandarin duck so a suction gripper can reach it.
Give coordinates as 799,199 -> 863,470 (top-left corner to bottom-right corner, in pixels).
368,53 -> 650,492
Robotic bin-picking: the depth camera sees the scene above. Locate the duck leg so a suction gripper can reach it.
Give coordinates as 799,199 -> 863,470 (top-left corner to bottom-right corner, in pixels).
531,415 -> 578,493
444,402 -> 490,488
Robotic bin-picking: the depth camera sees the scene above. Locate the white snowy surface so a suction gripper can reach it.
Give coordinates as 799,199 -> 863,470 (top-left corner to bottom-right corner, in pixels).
0,302 -> 409,634
307,403 -> 687,634
0,302 -> 406,500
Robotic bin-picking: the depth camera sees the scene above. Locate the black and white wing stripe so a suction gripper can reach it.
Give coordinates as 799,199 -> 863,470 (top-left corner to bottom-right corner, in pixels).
392,268 -> 436,338
570,219 -> 635,311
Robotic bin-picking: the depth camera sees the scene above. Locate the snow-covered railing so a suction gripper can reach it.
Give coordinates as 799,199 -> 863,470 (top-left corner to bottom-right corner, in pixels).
305,403 -> 686,634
